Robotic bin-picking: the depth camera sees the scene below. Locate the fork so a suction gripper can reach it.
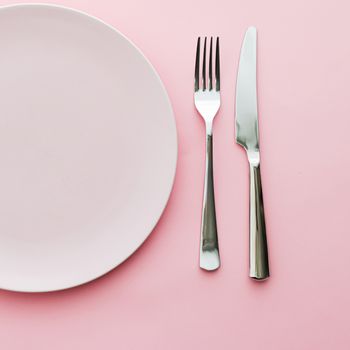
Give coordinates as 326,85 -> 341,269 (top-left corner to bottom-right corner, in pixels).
194,37 -> 221,271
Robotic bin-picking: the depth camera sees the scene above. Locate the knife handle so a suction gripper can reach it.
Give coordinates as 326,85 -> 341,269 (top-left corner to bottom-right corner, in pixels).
199,132 -> 220,271
249,159 -> 269,280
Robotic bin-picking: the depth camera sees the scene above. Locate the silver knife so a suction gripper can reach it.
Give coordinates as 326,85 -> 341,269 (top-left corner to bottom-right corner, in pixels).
235,27 -> 270,280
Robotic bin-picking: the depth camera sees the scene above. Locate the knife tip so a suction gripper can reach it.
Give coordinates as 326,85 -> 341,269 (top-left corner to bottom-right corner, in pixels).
247,26 -> 257,33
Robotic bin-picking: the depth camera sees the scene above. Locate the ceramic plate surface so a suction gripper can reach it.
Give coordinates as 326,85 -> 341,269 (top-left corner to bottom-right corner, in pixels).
0,4 -> 177,292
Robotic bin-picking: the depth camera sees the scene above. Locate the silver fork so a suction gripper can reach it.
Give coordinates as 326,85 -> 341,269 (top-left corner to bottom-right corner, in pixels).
194,37 -> 221,271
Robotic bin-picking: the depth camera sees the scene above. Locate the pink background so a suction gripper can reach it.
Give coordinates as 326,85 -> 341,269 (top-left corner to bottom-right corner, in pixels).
0,0 -> 349,349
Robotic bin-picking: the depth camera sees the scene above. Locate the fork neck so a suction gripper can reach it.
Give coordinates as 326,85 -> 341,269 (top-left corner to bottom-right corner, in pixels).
205,120 -> 213,136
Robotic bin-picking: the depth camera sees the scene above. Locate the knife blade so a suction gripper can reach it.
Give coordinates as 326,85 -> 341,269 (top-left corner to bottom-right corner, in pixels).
235,26 -> 270,280
235,26 -> 258,150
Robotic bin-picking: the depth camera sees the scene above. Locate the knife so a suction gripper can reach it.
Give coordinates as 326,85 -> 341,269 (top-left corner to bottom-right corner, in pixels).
235,26 -> 270,280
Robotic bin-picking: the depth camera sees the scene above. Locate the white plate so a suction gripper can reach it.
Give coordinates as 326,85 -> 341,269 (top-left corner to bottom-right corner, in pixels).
0,4 -> 177,292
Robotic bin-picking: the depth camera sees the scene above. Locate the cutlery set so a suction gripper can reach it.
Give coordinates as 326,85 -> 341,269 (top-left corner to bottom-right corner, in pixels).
0,4 -> 271,292
195,27 -> 270,280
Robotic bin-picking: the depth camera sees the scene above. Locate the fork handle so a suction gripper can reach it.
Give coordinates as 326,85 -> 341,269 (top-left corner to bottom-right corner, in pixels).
249,161 -> 269,280
199,131 -> 220,271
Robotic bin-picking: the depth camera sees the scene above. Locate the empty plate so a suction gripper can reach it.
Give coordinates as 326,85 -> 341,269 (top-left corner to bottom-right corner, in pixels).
0,4 -> 177,292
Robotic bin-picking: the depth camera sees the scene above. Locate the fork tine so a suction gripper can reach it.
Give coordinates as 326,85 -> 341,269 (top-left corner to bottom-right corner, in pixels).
202,37 -> 207,90
209,37 -> 213,90
194,37 -> 200,91
215,37 -> 220,91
